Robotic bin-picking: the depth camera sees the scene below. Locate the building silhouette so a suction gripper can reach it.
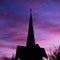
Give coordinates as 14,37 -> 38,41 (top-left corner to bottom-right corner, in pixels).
15,9 -> 48,60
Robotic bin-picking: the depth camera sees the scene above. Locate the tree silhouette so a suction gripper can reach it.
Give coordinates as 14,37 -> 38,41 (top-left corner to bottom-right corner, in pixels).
2,57 -> 11,60
48,46 -> 60,60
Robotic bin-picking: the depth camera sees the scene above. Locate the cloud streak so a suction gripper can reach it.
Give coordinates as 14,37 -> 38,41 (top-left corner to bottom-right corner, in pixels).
0,0 -> 60,58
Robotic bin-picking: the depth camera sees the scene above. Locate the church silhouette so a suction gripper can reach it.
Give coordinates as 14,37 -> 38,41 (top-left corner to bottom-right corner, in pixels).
15,9 -> 48,60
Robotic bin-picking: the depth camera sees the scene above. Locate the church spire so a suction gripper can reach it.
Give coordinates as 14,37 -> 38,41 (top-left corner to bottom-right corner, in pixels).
26,9 -> 35,47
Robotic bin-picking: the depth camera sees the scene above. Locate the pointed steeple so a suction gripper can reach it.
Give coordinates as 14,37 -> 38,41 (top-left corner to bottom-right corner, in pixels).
26,9 -> 35,47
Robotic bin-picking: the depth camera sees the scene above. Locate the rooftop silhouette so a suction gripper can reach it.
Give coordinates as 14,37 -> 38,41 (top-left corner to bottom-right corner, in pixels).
15,9 -> 48,60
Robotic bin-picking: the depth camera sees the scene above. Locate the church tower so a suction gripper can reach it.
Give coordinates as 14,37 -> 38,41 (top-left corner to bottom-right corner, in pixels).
26,9 -> 35,47
15,9 -> 47,60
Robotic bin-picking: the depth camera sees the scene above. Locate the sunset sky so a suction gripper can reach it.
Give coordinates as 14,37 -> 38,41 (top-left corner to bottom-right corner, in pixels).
0,0 -> 60,58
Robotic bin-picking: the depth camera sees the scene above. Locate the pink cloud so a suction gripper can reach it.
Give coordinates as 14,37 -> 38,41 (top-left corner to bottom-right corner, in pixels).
36,21 -> 60,35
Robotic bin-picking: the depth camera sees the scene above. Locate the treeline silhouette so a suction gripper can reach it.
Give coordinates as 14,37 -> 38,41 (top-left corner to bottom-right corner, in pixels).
48,46 -> 60,60
2,55 -> 15,60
